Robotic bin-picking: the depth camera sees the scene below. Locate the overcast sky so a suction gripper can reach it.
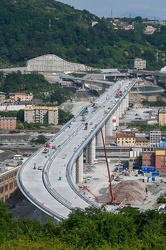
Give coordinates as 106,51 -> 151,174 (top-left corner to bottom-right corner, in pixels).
57,0 -> 166,20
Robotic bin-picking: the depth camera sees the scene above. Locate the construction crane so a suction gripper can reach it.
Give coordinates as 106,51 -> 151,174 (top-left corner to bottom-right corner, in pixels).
100,128 -> 114,203
82,185 -> 98,202
4,103 -> 9,112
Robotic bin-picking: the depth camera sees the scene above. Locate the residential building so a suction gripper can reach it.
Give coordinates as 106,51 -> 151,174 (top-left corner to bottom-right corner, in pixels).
15,92 -> 33,102
144,26 -> 156,35
149,129 -> 161,148
155,149 -> 166,174
123,25 -> 134,30
9,92 -> 33,102
0,117 -> 17,130
24,106 -> 58,125
158,108 -> 166,125
0,92 -> 6,103
131,58 -> 146,69
142,148 -> 166,174
116,132 -> 136,146
0,167 -> 19,202
142,148 -> 155,167
135,136 -> 149,147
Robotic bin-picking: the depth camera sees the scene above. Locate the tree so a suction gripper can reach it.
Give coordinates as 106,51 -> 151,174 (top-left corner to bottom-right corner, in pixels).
36,134 -> 46,144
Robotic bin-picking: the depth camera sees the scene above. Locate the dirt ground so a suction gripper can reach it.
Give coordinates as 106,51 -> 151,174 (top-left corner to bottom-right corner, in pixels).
84,162 -> 166,210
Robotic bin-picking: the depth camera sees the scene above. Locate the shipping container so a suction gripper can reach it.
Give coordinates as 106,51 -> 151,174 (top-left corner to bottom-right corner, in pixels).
152,172 -> 160,177
141,166 -> 155,173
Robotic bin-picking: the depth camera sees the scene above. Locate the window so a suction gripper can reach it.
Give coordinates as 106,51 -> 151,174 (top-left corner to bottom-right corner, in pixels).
5,184 -> 8,191
0,187 -> 3,193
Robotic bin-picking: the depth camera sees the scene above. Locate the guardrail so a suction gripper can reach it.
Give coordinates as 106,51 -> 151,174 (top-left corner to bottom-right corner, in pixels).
17,80 -> 138,220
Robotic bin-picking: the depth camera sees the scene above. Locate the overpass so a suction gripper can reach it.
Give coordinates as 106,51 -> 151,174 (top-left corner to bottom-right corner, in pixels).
17,79 -> 139,222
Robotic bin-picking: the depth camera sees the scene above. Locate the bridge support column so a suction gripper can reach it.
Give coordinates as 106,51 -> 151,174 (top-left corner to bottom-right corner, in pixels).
86,137 -> 96,164
102,83 -> 106,93
96,125 -> 105,147
105,117 -> 113,137
76,153 -> 83,184
153,76 -> 158,85
122,99 -> 125,115
82,81 -> 85,90
126,94 -> 129,109
116,108 -> 119,126
72,163 -> 76,182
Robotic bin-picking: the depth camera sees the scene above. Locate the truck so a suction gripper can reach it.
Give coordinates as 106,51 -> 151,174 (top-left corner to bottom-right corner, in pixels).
82,116 -> 86,121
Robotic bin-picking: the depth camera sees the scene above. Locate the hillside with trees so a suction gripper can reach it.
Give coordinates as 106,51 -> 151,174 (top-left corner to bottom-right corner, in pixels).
0,202 -> 166,250
0,0 -> 166,70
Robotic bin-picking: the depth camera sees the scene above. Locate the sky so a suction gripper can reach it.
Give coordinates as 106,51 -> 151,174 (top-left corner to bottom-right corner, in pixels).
57,0 -> 166,20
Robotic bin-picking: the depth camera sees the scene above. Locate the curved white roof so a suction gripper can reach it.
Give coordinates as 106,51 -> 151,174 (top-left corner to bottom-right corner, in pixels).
27,54 -> 93,73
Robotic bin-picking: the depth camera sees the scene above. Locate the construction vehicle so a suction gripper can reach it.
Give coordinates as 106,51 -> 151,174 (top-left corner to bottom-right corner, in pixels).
82,185 -> 98,202
42,147 -> 49,153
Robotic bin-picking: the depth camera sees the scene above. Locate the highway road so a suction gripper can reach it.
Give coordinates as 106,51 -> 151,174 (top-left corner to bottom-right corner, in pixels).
17,78 -> 138,221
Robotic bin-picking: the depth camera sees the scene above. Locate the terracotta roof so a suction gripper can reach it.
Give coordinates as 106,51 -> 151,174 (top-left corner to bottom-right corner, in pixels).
116,132 -> 135,138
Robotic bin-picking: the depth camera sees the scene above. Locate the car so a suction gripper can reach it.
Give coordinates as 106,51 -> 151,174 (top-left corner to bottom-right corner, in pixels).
90,122 -> 93,125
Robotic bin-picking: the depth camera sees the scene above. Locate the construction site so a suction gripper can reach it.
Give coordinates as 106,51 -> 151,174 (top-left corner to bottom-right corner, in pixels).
82,160 -> 166,212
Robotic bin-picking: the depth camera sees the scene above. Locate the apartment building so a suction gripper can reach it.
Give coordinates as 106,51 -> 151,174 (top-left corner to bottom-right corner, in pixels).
142,148 -> 155,167
0,167 -> 19,202
131,58 -> 146,69
24,106 -> 58,125
0,117 -> 17,130
149,129 -> 161,148
135,136 -> 149,147
116,132 -> 136,146
155,149 -> 166,174
158,108 -> 166,126
142,148 -> 166,174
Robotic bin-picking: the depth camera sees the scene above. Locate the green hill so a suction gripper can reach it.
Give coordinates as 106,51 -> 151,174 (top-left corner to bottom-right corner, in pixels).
0,0 -> 166,69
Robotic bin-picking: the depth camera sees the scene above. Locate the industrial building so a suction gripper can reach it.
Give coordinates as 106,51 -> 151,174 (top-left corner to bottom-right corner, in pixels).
24,106 -> 58,125
27,54 -> 93,73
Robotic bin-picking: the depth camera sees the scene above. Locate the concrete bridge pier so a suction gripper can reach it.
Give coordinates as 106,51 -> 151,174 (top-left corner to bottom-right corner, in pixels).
96,125 -> 105,147
125,94 -> 129,108
81,81 -> 85,90
116,108 -> 119,126
153,75 -> 158,85
102,83 -> 106,93
85,137 -> 96,164
72,163 -> 76,182
105,117 -> 113,137
76,153 -> 83,184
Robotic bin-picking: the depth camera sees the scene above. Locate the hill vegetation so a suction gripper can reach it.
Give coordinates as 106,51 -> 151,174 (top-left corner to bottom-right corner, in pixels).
0,202 -> 166,250
0,0 -> 166,69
